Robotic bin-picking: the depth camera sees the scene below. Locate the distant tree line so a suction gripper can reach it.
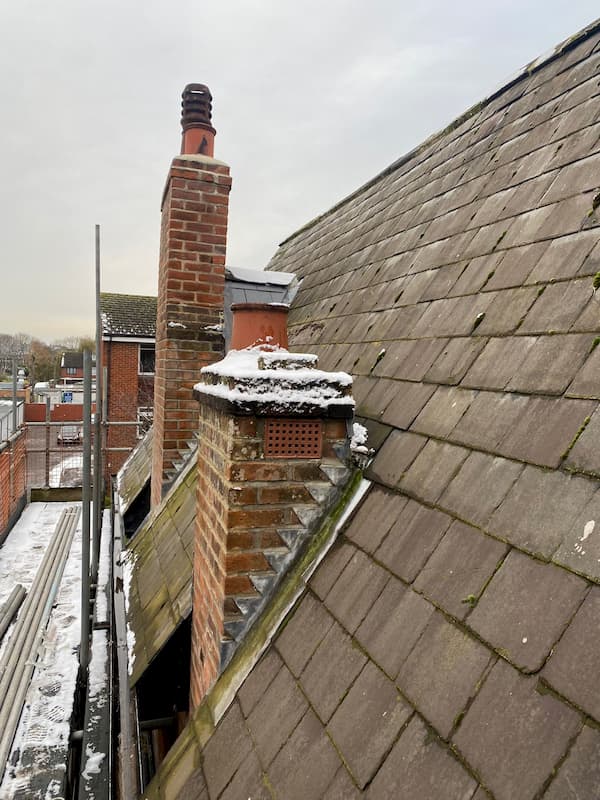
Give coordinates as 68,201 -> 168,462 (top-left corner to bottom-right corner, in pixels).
0,333 -> 95,384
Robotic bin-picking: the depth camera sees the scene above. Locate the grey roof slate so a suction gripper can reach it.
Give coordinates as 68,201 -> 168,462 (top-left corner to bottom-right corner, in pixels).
142,19 -> 600,800
100,292 -> 157,338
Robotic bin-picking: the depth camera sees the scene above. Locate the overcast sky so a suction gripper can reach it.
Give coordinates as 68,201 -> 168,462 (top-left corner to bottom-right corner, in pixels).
1,1 -> 598,341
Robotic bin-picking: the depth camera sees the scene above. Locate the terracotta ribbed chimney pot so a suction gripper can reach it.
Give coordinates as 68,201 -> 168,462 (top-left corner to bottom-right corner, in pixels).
181,83 -> 216,157
230,303 -> 289,350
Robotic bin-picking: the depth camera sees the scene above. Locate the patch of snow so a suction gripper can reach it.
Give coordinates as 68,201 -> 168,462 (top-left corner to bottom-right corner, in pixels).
581,520 -> 595,542
168,321 -> 187,328
0,503 -> 83,798
197,346 -> 353,411
95,511 -> 111,624
121,551 -> 136,675
81,743 -> 105,781
89,629 -> 108,704
226,266 -> 296,286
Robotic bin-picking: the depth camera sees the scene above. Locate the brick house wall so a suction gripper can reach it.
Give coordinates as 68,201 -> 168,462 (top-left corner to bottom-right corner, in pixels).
104,339 -> 155,476
0,430 -> 27,542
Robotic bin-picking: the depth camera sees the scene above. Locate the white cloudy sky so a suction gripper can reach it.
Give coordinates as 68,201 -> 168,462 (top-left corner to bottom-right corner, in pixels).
0,1 -> 598,341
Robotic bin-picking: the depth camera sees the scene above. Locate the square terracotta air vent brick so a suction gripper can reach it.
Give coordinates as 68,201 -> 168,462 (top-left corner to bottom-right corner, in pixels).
264,419 -> 323,459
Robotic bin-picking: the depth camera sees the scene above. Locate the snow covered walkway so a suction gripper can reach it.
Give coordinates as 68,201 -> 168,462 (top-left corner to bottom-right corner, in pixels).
0,502 -> 83,800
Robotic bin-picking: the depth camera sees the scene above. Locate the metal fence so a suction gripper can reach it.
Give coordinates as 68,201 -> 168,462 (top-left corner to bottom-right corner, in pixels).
25,421 -> 89,489
0,402 -> 24,445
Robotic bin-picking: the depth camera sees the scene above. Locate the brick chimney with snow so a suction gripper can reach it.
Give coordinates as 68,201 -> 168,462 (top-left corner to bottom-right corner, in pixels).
189,303 -> 356,709
151,84 -> 231,505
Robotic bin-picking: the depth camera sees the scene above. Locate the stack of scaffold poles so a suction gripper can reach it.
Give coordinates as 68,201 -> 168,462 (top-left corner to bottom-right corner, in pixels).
0,506 -> 81,778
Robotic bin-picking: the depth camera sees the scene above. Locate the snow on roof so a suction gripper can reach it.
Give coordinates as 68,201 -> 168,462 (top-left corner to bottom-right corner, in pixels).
196,345 -> 354,412
225,265 -> 296,286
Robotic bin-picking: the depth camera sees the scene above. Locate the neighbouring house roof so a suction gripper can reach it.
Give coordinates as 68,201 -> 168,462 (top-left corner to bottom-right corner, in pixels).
143,19 -> 600,800
60,351 -> 83,369
100,292 -> 157,338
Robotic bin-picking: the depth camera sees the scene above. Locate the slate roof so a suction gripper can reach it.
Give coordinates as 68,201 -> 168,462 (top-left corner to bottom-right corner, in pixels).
100,292 -> 157,338
142,20 -> 600,800
60,351 -> 83,369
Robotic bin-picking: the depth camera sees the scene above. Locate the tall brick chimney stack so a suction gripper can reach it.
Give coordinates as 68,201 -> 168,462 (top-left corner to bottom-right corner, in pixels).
189,304 -> 355,709
151,84 -> 232,506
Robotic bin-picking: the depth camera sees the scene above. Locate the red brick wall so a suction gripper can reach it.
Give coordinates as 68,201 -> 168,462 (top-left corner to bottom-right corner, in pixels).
151,156 -> 231,506
190,403 -> 348,709
0,430 -> 27,539
104,341 -> 153,476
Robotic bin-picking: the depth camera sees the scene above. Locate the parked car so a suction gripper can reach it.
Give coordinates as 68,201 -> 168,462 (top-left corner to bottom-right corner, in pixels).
57,425 -> 82,446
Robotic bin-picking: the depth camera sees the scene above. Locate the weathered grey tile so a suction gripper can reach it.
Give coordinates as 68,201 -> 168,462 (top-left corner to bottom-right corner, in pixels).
324,549 -> 388,633
239,650 -> 283,718
300,620 -> 367,722
452,390 -> 529,452
367,430 -> 426,488
322,767 -> 361,800
440,452 -> 523,528
498,396 -> 596,468
565,407 -> 600,474
543,725 -> 600,800
424,337 -> 487,385
400,440 -> 470,502
448,253 -> 504,296
397,612 -> 494,738
542,587 -> 600,721
268,710 -> 340,800
311,541 -> 355,601
488,466 -> 596,557
414,521 -> 508,620
527,230 -> 598,283
328,662 -> 412,788
519,278 -> 592,333
454,660 -> 582,800
356,581 -> 434,678
485,242 -> 549,290
345,487 -> 407,554
275,592 -> 335,678
476,286 -> 539,335
411,386 -> 476,439
468,549 -> 588,672
375,499 -> 453,583
246,665 -> 308,766
367,716 -> 477,800
220,749 -> 272,800
380,382 -> 436,429
393,338 -> 450,381
568,342 -> 600,398
553,490 -> 600,581
506,333 -> 594,394
462,336 -> 537,390
203,701 -> 253,799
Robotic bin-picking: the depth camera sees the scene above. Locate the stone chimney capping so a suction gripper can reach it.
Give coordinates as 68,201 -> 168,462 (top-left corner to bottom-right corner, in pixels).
189,312 -> 355,708
193,346 -> 354,418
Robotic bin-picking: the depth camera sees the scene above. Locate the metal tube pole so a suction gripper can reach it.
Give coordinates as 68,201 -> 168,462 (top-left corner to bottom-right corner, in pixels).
11,359 -> 17,434
81,351 -> 92,670
92,224 -> 103,583
45,396 -> 51,488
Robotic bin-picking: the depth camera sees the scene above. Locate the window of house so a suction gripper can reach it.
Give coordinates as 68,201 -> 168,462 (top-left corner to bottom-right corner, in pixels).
66,367 -> 78,375
139,345 -> 155,374
137,406 -> 154,438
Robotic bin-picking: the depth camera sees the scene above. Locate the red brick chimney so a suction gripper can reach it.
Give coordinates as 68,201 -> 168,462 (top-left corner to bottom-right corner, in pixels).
189,304 -> 355,709
151,84 -> 232,505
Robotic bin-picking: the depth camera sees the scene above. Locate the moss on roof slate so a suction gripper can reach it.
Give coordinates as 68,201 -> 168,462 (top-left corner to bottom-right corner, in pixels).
100,292 -> 157,338
126,459 -> 196,686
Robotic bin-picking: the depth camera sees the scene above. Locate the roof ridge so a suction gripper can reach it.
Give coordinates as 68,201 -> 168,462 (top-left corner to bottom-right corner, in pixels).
275,16 -> 600,251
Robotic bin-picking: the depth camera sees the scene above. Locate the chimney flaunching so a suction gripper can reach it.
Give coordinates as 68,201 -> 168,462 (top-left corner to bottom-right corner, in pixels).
151,84 -> 231,506
189,303 -> 355,709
